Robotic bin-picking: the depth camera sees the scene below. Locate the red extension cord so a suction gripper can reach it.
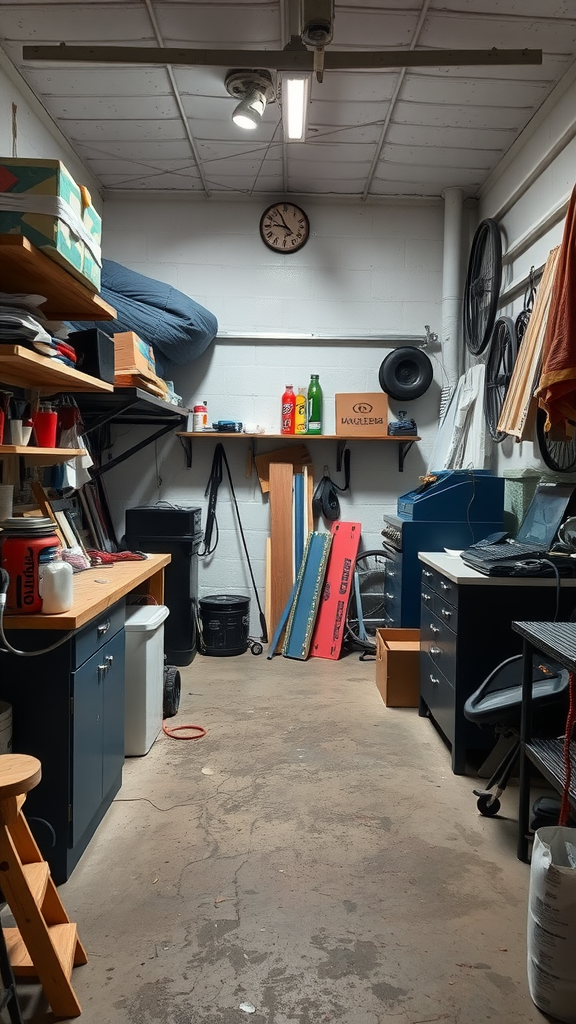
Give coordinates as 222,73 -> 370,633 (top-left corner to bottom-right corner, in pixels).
162,720 -> 207,740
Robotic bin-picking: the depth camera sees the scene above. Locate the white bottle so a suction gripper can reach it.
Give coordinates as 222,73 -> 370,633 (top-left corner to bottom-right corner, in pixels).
39,561 -> 74,614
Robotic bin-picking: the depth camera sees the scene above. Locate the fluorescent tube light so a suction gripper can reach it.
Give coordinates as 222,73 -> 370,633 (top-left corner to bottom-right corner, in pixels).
282,74 -> 310,141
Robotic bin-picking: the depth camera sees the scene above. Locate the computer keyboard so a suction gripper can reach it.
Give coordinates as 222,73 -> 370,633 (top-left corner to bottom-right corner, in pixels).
463,542 -> 547,563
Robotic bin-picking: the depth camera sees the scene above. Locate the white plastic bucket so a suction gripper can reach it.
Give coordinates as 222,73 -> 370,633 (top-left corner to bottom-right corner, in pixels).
124,605 -> 170,756
0,701 -> 13,754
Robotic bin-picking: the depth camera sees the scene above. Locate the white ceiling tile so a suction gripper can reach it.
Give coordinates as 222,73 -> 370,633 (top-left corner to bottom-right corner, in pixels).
99,172 -> 204,190
387,122 -> 518,150
307,99 -> 390,127
421,11 -> 576,51
0,4 -> 154,42
400,73 -> 550,107
18,66 -> 172,97
44,95 -> 180,119
63,118 -> 186,142
393,99 -> 530,131
382,143 -> 497,171
286,142 -> 374,165
155,2 -> 281,47
74,139 -> 194,160
331,10 -> 417,48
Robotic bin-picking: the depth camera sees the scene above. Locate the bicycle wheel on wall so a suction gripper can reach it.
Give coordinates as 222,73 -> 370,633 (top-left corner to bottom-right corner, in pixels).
463,218 -> 502,356
536,408 -> 576,472
345,549 -> 388,652
484,316 -> 518,443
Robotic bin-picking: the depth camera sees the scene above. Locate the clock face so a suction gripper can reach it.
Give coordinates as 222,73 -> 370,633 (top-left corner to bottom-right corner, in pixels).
259,202 -> 310,253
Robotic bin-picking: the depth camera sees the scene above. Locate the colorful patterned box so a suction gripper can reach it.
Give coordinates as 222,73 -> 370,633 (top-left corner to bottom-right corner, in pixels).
0,158 -> 102,290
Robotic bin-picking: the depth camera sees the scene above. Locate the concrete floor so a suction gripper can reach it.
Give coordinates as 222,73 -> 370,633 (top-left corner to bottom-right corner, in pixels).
15,651 -> 546,1023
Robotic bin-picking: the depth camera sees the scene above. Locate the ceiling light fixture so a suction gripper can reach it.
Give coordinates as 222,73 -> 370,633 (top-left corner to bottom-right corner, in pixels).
225,69 -> 275,131
281,73 -> 310,141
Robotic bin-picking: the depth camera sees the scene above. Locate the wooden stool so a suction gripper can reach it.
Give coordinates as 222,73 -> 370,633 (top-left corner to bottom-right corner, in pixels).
0,754 -> 87,1018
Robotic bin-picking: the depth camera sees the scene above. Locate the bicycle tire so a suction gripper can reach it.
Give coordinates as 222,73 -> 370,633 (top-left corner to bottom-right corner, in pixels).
463,218 -> 502,356
536,407 -> 576,473
484,316 -> 517,443
345,549 -> 388,652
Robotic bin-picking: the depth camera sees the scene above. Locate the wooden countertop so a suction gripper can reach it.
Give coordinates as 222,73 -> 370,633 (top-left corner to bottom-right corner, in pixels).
419,550 -> 576,586
4,552 -> 170,631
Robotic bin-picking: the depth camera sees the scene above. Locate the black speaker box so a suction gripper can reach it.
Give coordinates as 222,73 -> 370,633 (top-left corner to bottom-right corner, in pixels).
125,505 -> 202,540
67,328 -> 115,383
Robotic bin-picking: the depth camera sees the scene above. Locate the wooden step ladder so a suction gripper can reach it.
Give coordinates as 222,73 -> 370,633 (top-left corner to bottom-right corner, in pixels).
0,754 -> 87,1018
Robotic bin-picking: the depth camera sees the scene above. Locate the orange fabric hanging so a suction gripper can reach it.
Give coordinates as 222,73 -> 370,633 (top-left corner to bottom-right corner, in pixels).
536,183 -> 576,439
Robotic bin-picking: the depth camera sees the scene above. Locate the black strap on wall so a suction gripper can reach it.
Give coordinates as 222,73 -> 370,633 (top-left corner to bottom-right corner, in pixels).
200,443 -> 268,643
312,449 -> 351,523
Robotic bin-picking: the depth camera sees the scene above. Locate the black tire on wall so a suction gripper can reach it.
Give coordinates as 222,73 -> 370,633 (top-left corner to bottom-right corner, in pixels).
378,347 -> 433,402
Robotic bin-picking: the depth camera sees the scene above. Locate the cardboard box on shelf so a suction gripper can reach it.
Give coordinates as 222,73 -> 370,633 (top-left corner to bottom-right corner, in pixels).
113,331 -> 157,381
375,628 -> 420,708
0,158 -> 102,290
335,393 -> 389,436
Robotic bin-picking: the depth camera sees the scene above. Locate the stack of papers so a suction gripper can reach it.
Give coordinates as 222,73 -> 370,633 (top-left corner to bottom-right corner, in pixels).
0,292 -> 76,366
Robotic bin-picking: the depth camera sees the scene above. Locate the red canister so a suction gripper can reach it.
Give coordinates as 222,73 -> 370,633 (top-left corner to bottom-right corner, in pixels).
0,518 -> 61,613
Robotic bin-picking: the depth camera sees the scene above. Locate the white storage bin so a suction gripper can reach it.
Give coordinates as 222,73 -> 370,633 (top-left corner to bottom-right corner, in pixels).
124,604 -> 170,756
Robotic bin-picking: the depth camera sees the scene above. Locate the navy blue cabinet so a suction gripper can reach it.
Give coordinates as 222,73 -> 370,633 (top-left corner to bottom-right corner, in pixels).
1,601 -> 125,883
72,627 -> 125,847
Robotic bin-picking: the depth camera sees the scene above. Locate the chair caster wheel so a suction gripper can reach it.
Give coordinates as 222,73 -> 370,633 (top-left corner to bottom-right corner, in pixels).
476,793 -> 501,817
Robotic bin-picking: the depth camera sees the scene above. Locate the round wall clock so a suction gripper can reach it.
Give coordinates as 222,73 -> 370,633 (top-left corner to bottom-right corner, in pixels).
259,202 -> 310,253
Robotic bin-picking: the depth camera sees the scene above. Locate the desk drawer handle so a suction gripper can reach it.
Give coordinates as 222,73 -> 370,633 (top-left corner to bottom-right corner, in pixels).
430,675 -> 440,685
106,655 -> 114,666
430,645 -> 442,657
98,663 -> 108,673
385,592 -> 395,601
430,624 -> 440,635
422,569 -> 433,578
440,581 -> 451,592
387,570 -> 396,579
441,608 -> 452,620
422,592 -> 431,602
97,621 -> 111,637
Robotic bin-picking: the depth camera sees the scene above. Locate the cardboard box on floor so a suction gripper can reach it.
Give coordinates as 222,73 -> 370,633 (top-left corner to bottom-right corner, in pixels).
375,628 -> 420,708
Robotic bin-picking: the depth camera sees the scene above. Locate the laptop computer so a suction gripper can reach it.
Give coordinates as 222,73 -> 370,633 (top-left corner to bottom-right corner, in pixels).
461,483 -> 575,572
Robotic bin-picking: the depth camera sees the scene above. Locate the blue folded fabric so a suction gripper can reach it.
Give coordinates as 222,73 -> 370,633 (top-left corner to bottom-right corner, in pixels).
67,259 -> 218,375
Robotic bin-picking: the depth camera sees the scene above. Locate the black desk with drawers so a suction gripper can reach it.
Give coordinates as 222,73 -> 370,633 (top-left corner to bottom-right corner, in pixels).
418,553 -> 576,775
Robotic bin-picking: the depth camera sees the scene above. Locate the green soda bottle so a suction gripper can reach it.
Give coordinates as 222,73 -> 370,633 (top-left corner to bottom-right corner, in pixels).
307,374 -> 322,434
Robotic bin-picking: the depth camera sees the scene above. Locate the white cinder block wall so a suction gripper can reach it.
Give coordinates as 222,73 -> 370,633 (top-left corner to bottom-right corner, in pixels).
101,197 -> 445,627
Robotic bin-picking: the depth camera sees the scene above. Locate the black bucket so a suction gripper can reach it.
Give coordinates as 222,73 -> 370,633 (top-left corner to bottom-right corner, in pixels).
198,595 -> 250,656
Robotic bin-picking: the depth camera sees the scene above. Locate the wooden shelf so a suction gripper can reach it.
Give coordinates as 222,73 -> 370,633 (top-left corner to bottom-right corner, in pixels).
176,430 -> 420,471
0,234 -> 116,320
0,445 -> 87,466
4,552 -> 170,631
0,346 -> 113,394
176,431 -> 420,441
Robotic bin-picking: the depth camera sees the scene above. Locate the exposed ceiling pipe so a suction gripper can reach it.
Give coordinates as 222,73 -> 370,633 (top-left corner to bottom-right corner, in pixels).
441,187 -> 464,396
